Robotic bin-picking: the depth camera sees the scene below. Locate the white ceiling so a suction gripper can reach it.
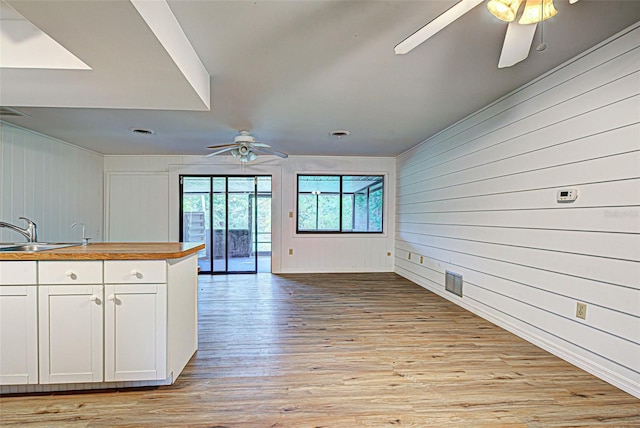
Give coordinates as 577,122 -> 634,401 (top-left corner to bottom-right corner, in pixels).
1,0 -> 639,157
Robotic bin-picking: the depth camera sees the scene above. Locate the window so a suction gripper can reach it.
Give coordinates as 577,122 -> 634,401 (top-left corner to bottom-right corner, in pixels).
297,175 -> 384,233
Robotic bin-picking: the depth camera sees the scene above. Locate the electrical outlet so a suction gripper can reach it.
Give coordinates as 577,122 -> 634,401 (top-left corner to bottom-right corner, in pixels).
288,248 -> 293,255
288,211 -> 293,218
576,302 -> 587,320
420,256 -> 424,264
408,252 -> 412,260
387,251 -> 391,256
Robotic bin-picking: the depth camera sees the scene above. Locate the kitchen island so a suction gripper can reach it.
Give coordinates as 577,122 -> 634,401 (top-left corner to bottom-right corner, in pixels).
0,242 -> 205,394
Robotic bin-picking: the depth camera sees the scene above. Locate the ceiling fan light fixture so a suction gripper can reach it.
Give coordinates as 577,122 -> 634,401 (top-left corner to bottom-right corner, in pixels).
237,151 -> 257,163
487,0 -> 522,22
519,0 -> 557,24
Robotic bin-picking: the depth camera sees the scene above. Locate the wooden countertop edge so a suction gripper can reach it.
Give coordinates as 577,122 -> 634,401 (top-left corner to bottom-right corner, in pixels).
0,243 -> 206,261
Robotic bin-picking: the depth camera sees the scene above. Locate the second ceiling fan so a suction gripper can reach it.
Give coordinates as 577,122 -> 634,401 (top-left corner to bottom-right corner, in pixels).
395,0 -> 580,68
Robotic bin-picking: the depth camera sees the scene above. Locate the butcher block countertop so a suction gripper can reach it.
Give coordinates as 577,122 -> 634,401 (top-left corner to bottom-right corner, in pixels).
0,242 -> 205,261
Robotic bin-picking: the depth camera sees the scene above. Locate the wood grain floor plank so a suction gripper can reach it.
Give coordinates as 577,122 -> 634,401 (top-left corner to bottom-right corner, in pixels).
0,273 -> 638,427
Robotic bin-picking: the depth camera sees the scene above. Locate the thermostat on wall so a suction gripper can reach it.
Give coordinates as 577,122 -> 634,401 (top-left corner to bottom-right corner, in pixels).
557,189 -> 578,202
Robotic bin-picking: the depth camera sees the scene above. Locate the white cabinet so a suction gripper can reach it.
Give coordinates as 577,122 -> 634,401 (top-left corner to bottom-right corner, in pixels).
38,261 -> 103,384
104,260 -> 166,284
0,262 -> 38,385
104,283 -> 167,381
38,284 -> 103,384
0,253 -> 198,391
38,261 -> 102,284
104,261 -> 167,382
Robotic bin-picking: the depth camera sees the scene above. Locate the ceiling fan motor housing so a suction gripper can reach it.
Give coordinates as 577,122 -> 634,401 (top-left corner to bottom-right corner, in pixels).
234,131 -> 256,144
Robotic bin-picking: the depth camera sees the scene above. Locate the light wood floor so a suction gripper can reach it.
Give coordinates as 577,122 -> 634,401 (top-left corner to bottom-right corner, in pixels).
1,273 -> 638,427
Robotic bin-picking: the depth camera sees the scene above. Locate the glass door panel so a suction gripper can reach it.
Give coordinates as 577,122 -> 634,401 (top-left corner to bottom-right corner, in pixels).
227,177 -> 257,273
180,175 -> 271,274
257,183 -> 272,273
212,178 -> 227,273
181,177 -> 211,273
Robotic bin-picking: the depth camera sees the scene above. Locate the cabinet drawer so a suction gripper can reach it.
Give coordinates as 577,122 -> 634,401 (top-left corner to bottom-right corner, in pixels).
39,261 -> 103,284
104,260 -> 166,284
0,262 -> 37,285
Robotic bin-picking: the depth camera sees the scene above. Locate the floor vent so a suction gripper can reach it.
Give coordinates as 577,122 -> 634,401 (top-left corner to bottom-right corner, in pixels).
445,271 -> 463,297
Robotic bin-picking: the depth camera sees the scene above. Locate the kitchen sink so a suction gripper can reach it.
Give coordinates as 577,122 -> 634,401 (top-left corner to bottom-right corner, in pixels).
0,243 -> 78,252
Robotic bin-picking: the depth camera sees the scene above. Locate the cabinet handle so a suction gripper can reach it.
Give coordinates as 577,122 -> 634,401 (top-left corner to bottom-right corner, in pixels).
130,269 -> 141,279
89,295 -> 101,304
65,270 -> 77,280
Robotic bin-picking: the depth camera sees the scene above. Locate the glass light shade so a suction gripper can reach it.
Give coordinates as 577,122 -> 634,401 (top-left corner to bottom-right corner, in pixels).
519,0 -> 557,24
487,0 -> 522,22
247,151 -> 257,162
230,148 -> 240,158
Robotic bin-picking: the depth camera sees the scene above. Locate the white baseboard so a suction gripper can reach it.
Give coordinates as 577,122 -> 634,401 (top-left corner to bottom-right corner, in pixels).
396,268 -> 640,399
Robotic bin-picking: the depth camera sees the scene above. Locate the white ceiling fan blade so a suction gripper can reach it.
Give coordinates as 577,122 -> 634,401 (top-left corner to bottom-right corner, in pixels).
498,22 -> 537,68
253,146 -> 288,159
206,146 -> 236,157
251,142 -> 270,148
569,0 -> 580,4
395,0 -> 484,55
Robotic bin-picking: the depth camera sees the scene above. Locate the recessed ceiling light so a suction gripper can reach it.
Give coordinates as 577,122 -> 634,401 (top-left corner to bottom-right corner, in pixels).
330,130 -> 350,138
131,128 -> 154,136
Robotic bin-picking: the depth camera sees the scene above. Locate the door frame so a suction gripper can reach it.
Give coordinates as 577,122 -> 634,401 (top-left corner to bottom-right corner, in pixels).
179,174 -> 272,274
169,162 -> 283,274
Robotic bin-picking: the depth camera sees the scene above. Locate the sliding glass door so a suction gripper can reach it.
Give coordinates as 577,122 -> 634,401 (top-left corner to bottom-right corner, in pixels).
180,175 -> 272,274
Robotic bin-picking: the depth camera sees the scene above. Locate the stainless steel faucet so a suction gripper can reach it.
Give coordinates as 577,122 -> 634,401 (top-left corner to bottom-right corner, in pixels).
72,222 -> 91,246
0,217 -> 38,242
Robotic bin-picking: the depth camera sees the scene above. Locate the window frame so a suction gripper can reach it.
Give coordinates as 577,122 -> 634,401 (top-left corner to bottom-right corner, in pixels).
296,174 -> 384,234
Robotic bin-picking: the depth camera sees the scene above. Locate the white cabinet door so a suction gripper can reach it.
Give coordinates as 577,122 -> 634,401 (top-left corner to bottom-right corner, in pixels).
0,285 -> 38,385
39,285 -> 103,384
104,283 -> 167,382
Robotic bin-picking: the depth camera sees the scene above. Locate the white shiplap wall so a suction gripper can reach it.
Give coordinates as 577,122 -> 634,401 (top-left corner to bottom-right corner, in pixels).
104,154 -> 396,273
395,25 -> 640,397
0,123 -> 104,242
105,173 -> 169,242
281,156 -> 395,273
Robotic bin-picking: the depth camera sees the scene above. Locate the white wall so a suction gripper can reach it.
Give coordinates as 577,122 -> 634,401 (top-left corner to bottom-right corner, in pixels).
0,123 -> 104,242
394,25 -> 640,397
104,154 -> 396,273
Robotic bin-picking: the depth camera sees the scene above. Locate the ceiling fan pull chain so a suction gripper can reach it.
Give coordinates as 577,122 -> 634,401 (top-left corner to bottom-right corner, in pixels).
537,1 -> 547,51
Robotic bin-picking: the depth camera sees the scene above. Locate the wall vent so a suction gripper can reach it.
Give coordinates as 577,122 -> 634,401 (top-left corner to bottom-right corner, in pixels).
445,271 -> 463,297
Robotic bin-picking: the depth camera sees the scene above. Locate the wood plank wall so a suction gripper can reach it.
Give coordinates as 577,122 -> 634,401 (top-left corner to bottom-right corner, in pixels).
0,123 -> 104,242
394,24 -> 640,397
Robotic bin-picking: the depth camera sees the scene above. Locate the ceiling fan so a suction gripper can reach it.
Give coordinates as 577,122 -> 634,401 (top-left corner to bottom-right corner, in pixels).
206,131 -> 288,163
395,0 -> 580,68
